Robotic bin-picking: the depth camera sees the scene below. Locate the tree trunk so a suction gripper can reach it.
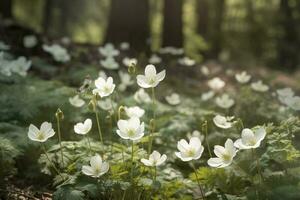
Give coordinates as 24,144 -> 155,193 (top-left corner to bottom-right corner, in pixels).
277,0 -> 298,70
162,0 -> 183,47
105,0 -> 150,52
42,0 -> 53,35
0,0 -> 13,19
196,0 -> 209,40
209,0 -> 225,59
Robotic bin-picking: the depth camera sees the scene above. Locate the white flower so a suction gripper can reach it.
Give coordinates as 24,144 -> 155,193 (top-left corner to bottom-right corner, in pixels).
165,93 -> 181,105
276,88 -> 295,104
100,57 -> 119,70
116,117 -> 145,141
124,106 -> 145,118
23,35 -> 38,48
200,65 -> 210,76
149,54 -> 162,64
235,71 -> 251,84
207,139 -> 237,168
187,130 -> 204,142
136,64 -> 166,88
93,77 -> 115,97
234,128 -> 266,149
122,57 -> 137,67
43,44 -> 70,62
213,115 -> 234,129
98,71 -> 107,79
201,91 -> 215,101
0,41 -> 10,50
141,151 -> 167,167
118,71 -> 134,91
98,98 -> 116,111
74,119 -> 92,135
120,42 -> 130,50
28,122 -> 55,142
8,57 -> 31,77
159,46 -> 183,55
175,137 -> 204,162
285,96 -> 300,111
178,57 -> 195,66
251,81 -> 269,92
215,94 -> 235,109
98,43 -> 119,57
69,95 -> 85,107
134,89 -> 151,104
208,77 -> 225,91
82,154 -> 109,178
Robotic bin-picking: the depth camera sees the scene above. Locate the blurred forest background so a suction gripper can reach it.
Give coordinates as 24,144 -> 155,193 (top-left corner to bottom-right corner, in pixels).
1,0 -> 300,71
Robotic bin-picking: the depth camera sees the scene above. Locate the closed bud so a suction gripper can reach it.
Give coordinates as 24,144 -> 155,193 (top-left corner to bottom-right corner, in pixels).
88,100 -> 96,111
128,64 -> 136,75
118,105 -> 125,120
55,108 -> 64,120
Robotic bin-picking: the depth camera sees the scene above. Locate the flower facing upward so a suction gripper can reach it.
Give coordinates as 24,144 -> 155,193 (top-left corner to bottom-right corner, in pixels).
124,106 -> 145,118
134,89 -> 151,104
82,154 -> 109,178
93,77 -> 115,97
235,71 -> 251,84
136,64 -> 166,88
234,128 -> 266,149
141,151 -> 167,167
251,81 -> 269,92
116,117 -> 145,141
207,77 -> 225,91
215,94 -> 235,109
207,139 -> 237,168
175,137 -> 204,162
213,115 -> 234,129
28,122 -> 55,142
165,93 -> 181,105
74,119 -> 92,135
69,95 -> 85,107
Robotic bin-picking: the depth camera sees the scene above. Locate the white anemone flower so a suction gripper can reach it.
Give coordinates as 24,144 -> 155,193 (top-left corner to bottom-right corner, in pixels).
98,98 -> 116,111
118,71 -> 134,91
69,95 -> 85,107
187,130 -> 204,142
134,89 -> 151,104
165,93 -> 181,105
201,91 -> 215,101
234,128 -> 266,149
285,96 -> 300,111
200,65 -> 210,76
208,77 -> 225,91
93,77 -> 115,97
136,64 -> 166,88
28,122 -> 55,142
141,151 -> 167,167
43,44 -> 70,63
215,94 -> 235,109
178,57 -> 195,66
149,54 -> 162,64
98,70 -> 107,79
74,119 -> 92,135
251,81 -> 269,92
213,115 -> 234,129
175,137 -> 204,162
82,154 -> 109,178
116,117 -> 145,141
207,139 -> 237,168
235,71 -> 251,84
276,88 -> 295,104
100,57 -> 119,70
23,35 -> 38,48
0,41 -> 10,50
122,57 -> 137,67
120,42 -> 130,50
8,57 -> 31,77
98,43 -> 119,57
124,106 -> 145,118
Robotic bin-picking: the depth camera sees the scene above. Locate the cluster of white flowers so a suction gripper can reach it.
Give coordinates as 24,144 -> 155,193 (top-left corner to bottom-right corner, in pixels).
178,57 -> 195,66
43,44 -> 70,63
0,52 -> 31,77
277,88 -> 300,111
23,35 -> 38,48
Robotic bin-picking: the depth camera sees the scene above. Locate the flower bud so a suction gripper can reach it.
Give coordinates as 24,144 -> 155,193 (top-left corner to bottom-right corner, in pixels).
88,100 -> 96,111
128,64 -> 136,75
118,105 -> 125,120
55,108 -> 64,120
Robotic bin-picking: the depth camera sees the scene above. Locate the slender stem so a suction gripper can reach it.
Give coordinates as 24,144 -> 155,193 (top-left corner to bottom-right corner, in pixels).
202,121 -> 212,158
153,167 -> 157,182
121,190 -> 126,200
238,118 -> 244,131
253,149 -> 263,183
85,135 -> 92,154
56,116 -> 64,167
95,110 -> 103,143
251,149 -> 260,199
151,87 -> 156,119
42,144 -> 64,179
131,141 -> 134,187
191,162 -> 205,200
148,119 -> 155,155
110,96 -> 117,122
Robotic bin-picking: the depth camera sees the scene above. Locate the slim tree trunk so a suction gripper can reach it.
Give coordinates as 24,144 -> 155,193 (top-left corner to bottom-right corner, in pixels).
197,0 -> 209,40
162,0 -> 183,47
105,0 -> 150,52
42,0 -> 53,35
0,0 -> 13,19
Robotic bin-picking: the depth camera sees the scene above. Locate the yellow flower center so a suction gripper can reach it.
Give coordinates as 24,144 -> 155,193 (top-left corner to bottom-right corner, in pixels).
36,132 -> 45,140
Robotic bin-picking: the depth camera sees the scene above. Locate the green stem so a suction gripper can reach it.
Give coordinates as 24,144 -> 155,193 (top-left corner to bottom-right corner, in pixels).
148,119 -> 155,155
153,167 -> 157,182
253,149 -> 263,183
151,87 -> 156,119
191,162 -> 206,200
85,135 -> 92,154
56,116 -> 64,167
202,121 -> 212,158
42,144 -> 64,180
95,110 -> 103,143
131,141 -> 134,185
